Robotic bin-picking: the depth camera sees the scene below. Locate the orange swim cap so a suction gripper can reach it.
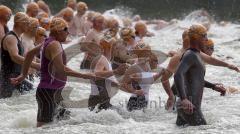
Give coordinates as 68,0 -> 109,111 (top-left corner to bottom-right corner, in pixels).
0,5 -> 12,20
14,12 -> 29,24
37,11 -> 49,20
39,17 -> 50,30
188,24 -> 207,41
50,17 -> 68,33
36,27 -> 46,38
204,39 -> 214,47
67,0 -> 77,10
37,0 -> 50,14
61,7 -> 74,22
134,22 -> 147,32
26,2 -> 39,17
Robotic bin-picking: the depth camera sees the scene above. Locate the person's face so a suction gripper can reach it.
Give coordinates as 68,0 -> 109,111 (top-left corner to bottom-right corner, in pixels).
94,18 -> 104,31
198,32 -> 208,49
31,9 -> 39,18
57,27 -> 69,42
203,45 -> 214,56
139,27 -> 147,36
4,12 -> 12,22
77,7 -> 87,15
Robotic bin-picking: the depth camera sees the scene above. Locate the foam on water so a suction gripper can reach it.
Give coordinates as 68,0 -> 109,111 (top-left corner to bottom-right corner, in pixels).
2,8 -> 240,134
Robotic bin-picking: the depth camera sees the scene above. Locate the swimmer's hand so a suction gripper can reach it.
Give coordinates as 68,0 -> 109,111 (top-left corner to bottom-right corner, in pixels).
213,84 -> 226,96
134,90 -> 144,96
227,64 -> 240,72
10,74 -> 26,85
181,99 -> 195,114
167,51 -> 177,57
165,96 -> 175,111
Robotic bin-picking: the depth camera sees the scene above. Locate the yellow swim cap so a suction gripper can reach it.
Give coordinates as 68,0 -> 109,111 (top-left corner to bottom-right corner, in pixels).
120,28 -> 135,40
14,12 -> 29,24
50,17 -> 68,33
0,5 -> 12,19
188,24 -> 207,40
204,39 -> 214,47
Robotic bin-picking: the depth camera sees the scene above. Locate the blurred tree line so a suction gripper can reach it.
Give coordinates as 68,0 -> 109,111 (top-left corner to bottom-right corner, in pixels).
0,0 -> 239,22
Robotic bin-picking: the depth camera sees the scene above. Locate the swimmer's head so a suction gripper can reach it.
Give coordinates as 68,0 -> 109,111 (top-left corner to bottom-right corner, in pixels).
77,2 -> 88,15
35,27 -> 47,44
26,2 -> 39,18
27,17 -> 40,36
39,17 -> 50,31
120,27 -> 136,42
122,18 -> 132,28
37,11 -> 49,20
188,24 -> 208,48
93,13 -> 105,31
67,0 -> 77,10
61,7 -> 74,23
14,12 -> 29,32
135,22 -> 147,37
203,39 -> 214,56
50,17 -> 69,42
37,0 -> 50,15
133,15 -> 141,22
107,18 -> 119,36
0,5 -> 12,23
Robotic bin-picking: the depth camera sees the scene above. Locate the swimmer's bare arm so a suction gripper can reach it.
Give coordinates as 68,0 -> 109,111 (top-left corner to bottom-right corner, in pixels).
161,56 -> 178,98
120,67 -> 144,95
48,41 -> 94,79
10,44 -> 42,85
200,52 -> 239,72
4,35 -> 40,70
0,25 -> 4,42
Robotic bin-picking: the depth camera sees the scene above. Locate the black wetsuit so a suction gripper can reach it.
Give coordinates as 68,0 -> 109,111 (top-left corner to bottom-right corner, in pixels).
0,31 -> 33,98
88,79 -> 112,111
174,48 -> 207,126
127,81 -> 148,111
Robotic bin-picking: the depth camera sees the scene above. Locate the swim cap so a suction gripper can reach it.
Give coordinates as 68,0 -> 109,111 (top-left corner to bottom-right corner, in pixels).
93,13 -> 104,22
122,18 -> 132,27
39,17 -> 50,30
37,12 -> 49,20
133,15 -> 141,21
0,5 -> 12,20
50,17 -> 68,33
14,12 -> 29,24
37,0 -> 50,14
77,2 -> 88,11
36,27 -> 46,38
135,22 -> 147,33
26,2 -> 39,17
182,29 -> 189,40
61,7 -> 74,22
28,17 -> 39,33
107,18 -> 119,29
188,24 -> 207,40
120,28 -> 135,40
67,0 -> 77,10
204,39 -> 214,47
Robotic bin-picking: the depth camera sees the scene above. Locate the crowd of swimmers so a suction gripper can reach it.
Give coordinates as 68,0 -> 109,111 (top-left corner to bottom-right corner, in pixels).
0,0 -> 239,127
